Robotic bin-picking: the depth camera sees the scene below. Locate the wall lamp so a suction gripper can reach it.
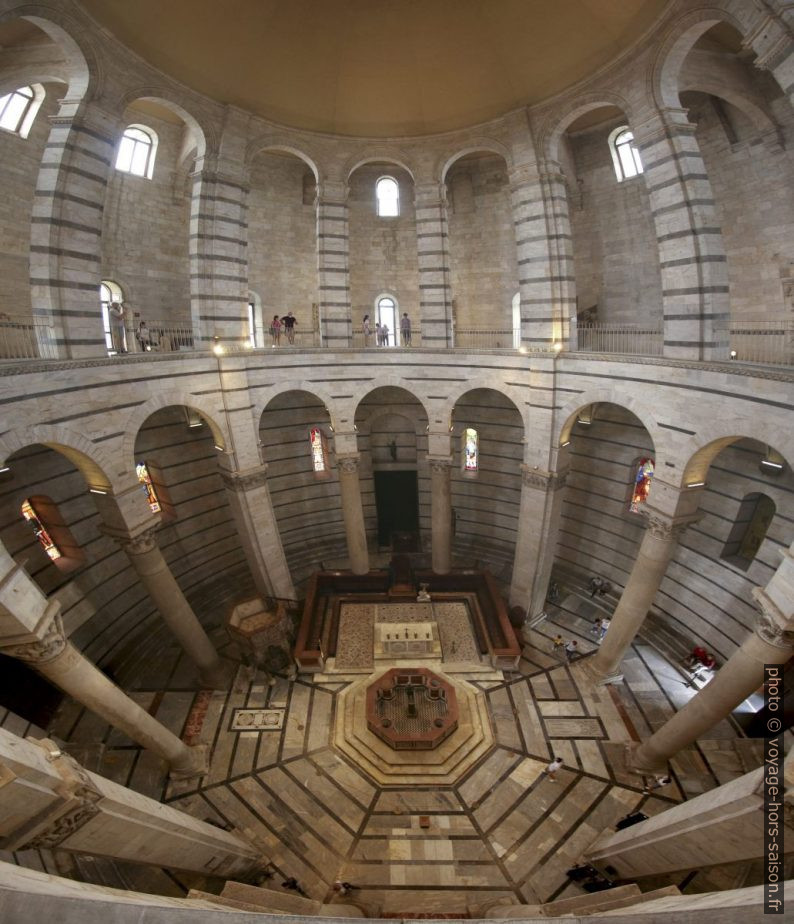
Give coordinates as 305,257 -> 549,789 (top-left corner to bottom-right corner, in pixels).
686,481 -> 705,488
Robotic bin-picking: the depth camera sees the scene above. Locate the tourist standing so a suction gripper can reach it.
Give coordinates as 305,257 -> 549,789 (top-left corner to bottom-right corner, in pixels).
564,639 -> 578,661
400,311 -> 411,345
137,320 -> 150,351
363,314 -> 371,345
270,314 -> 281,346
381,322 -> 389,346
280,310 -> 297,344
109,301 -> 126,353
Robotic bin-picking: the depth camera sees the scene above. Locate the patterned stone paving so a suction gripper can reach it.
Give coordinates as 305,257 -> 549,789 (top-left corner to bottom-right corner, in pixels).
37,592 -> 760,917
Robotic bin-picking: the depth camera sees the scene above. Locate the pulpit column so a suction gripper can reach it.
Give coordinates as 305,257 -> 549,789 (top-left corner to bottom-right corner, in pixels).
336,454 -> 369,574
429,457 -> 453,574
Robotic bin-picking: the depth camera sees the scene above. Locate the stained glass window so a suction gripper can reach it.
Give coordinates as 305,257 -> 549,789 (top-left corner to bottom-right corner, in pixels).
310,427 -> 327,473
21,498 -> 62,560
136,462 -> 162,513
463,428 -> 478,472
629,457 -> 654,512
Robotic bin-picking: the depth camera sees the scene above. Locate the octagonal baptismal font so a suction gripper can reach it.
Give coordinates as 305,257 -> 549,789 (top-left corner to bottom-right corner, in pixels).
334,666 -> 494,786
366,668 -> 458,750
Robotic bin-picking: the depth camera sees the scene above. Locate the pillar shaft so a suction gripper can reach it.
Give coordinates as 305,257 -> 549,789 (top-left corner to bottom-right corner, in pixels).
30,103 -> 118,359
1,608 -> 204,777
415,183 -> 452,347
221,466 -> 295,600
316,181 -> 352,347
0,729 -> 258,877
429,458 -> 452,574
336,454 -> 369,574
189,159 -> 250,349
635,107 -> 729,361
510,466 -> 567,614
118,528 -> 225,689
590,512 -> 686,679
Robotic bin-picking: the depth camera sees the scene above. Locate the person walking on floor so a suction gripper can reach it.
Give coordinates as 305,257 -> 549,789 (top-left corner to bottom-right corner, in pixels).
564,639 -> 578,661
551,634 -> 565,656
642,774 -> 671,794
544,756 -> 564,781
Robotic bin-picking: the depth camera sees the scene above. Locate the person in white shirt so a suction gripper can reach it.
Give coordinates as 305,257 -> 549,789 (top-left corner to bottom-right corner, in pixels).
544,756 -> 564,781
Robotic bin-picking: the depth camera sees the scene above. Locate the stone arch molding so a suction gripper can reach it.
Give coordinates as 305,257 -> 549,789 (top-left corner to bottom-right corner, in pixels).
681,418 -> 794,487
650,7 -> 751,111
539,91 -> 636,163
554,388 -> 663,463
350,379 -> 433,430
121,391 -> 228,471
345,148 -> 417,183
438,137 -> 513,185
255,382 -> 340,431
0,424 -> 114,492
0,6 -> 96,101
678,79 -> 779,138
438,381 -> 528,437
0,66 -> 68,98
246,136 -> 321,181
115,87 -> 212,158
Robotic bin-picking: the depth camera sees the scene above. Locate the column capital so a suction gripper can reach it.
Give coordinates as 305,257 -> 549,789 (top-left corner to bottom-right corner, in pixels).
752,586 -> 794,650
640,508 -> 696,541
631,107 -> 697,147
102,523 -> 159,556
428,455 -> 453,474
414,182 -> 447,206
0,604 -> 67,665
742,14 -> 791,72
48,101 -> 121,142
508,162 -> 540,190
190,154 -> 250,191
336,453 -> 361,475
521,465 -> 567,491
220,465 -> 269,492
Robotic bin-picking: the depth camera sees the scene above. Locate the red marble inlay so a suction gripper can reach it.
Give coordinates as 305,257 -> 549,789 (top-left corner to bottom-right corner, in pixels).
182,689 -> 213,745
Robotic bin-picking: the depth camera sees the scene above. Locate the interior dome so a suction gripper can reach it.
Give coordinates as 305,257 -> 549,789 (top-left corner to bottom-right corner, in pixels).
80,0 -> 667,136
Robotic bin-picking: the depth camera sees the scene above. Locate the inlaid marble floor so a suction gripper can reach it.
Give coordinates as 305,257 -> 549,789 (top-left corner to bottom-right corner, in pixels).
18,591 -> 764,917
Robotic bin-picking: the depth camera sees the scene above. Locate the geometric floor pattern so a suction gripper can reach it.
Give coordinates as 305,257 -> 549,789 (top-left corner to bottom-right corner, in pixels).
11,591 -> 760,917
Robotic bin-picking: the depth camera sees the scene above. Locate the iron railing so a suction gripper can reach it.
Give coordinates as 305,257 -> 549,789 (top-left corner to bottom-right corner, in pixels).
729,319 -> 793,367
0,315 -> 58,360
130,319 -> 195,353
454,328 -> 520,350
577,324 -> 663,356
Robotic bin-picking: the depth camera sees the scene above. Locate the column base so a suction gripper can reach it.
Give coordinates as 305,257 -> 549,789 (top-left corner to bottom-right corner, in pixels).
526,611 -> 547,629
169,744 -> 209,781
626,741 -> 668,775
573,657 -> 624,687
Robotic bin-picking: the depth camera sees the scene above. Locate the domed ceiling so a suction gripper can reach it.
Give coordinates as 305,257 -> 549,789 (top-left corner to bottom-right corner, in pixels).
80,0 -> 668,137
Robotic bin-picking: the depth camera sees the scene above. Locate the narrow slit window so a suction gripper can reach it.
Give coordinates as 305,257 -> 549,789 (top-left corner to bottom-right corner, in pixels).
463,428 -> 479,472
629,457 -> 654,513
310,427 -> 328,473
376,176 -> 400,217
21,498 -> 62,560
136,462 -> 162,513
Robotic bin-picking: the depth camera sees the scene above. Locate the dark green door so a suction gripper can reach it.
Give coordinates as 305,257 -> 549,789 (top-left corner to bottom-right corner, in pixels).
373,470 -> 419,546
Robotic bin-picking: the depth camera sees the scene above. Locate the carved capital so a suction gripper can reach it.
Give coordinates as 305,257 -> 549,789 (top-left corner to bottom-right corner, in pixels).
336,454 -> 360,475
1,609 -> 67,665
316,180 -> 349,205
752,587 -> 794,651
508,162 -> 540,191
640,509 -> 692,541
521,465 -> 567,491
221,466 -> 269,491
428,456 -> 452,475
116,526 -> 159,556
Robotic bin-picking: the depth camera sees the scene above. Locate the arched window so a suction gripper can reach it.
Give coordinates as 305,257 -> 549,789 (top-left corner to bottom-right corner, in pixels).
309,427 -> 328,474
136,462 -> 162,513
721,493 -> 776,570
100,280 -> 125,354
247,291 -> 263,348
0,84 -> 44,138
116,125 -> 158,178
629,457 -> 654,512
609,126 -> 643,181
20,496 -> 84,572
376,295 -> 397,346
463,428 -> 479,472
376,176 -> 400,217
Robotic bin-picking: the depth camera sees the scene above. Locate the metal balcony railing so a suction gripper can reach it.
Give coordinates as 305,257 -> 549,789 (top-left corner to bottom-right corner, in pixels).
0,315 -> 58,360
729,319 -> 793,367
454,328 -> 520,350
131,319 -> 195,353
576,324 -> 663,357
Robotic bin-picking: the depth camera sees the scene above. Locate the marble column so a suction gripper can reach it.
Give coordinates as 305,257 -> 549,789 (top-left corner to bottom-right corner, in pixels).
414,183 -> 452,347
316,180 -> 352,348
0,728 -> 260,877
584,763 -> 788,878
428,457 -> 453,574
336,454 -> 369,575
510,465 -> 568,616
189,156 -> 250,349
221,465 -> 295,601
30,102 -> 119,358
0,599 -> 205,779
634,107 -> 729,361
589,510 -> 691,682
632,547 -> 794,772
111,527 -> 226,689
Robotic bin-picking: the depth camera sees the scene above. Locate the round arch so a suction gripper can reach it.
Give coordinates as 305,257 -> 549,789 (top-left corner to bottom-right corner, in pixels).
255,383 -> 340,432
682,429 -> 794,488
540,93 -> 635,163
678,81 -> 779,138
554,390 -> 662,460
351,381 -> 432,428
438,139 -> 512,185
121,392 -> 228,469
436,380 -> 528,437
345,151 -> 416,184
246,140 -> 321,181
0,424 -> 114,492
116,89 -> 211,159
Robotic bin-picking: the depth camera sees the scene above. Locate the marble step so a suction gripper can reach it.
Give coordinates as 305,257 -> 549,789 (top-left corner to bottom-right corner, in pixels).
220,879 -> 322,914
540,882 -> 641,915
